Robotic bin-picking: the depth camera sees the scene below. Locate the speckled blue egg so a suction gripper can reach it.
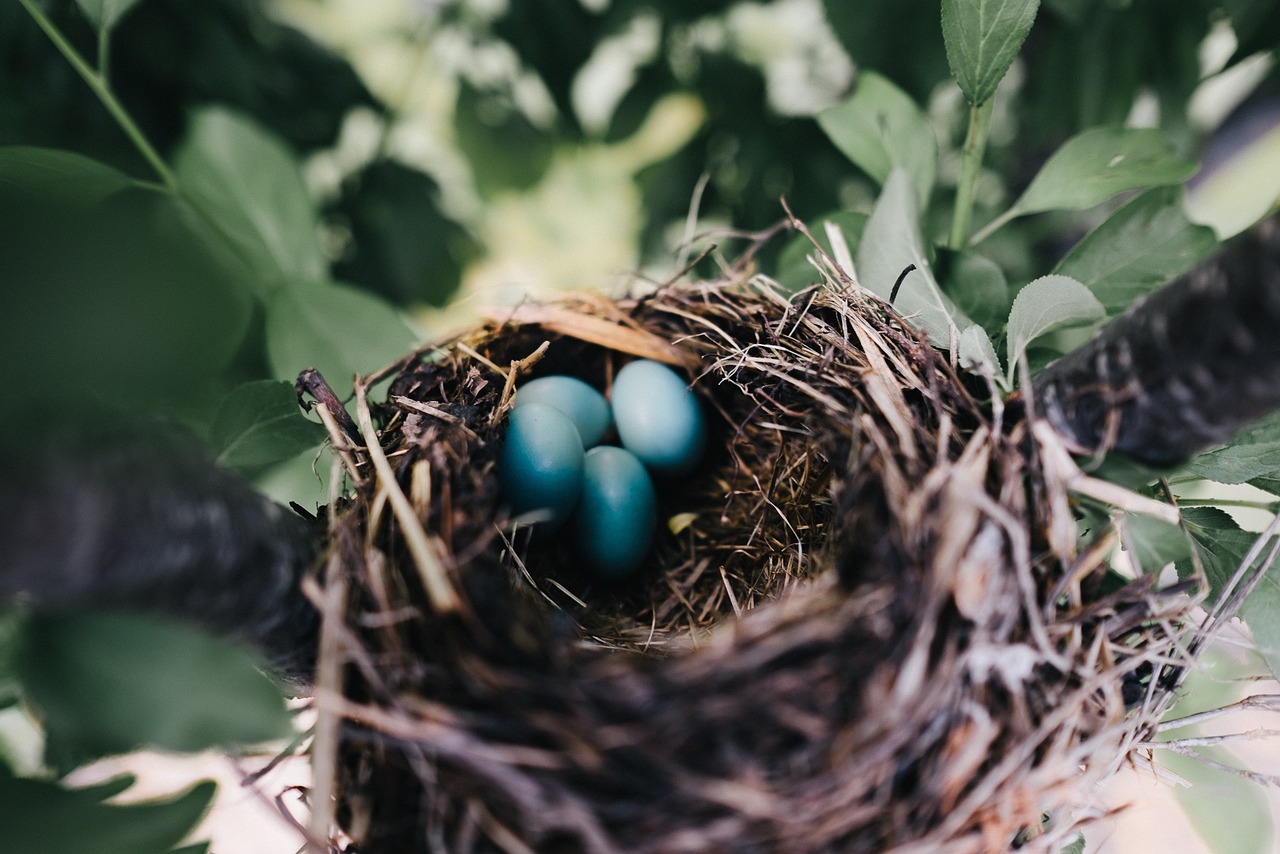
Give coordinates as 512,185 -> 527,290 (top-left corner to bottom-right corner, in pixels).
500,403 -> 584,530
574,446 -> 656,579
515,375 -> 612,447
610,360 -> 705,475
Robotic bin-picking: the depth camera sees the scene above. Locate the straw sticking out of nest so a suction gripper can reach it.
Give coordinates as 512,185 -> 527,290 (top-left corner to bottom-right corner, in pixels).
301,265 -> 1202,853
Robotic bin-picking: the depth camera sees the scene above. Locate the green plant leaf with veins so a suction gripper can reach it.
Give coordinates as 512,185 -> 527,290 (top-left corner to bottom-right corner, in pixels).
816,72 -> 937,206
1186,410 -> 1280,486
210,380 -> 327,471
266,277 -> 419,388
174,106 -> 326,287
856,169 -> 972,348
942,0 -> 1041,105
1053,185 -> 1218,314
1005,274 -> 1104,382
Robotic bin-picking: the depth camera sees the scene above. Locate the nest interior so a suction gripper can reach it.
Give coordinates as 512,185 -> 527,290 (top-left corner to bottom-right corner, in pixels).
313,273 -> 1197,853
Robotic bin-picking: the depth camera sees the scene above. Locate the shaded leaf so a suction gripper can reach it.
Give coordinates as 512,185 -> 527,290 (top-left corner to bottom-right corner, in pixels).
1053,186 -> 1218,314
18,611 -> 291,771
73,0 -> 146,31
265,277 -> 419,388
0,772 -> 214,854
1011,127 -> 1197,218
1005,274 -> 1104,381
174,107 -> 325,285
958,323 -> 1003,380
0,146 -> 135,206
1165,734 -> 1274,854
856,169 -> 972,347
1186,411 -> 1280,485
939,248 -> 1010,329
774,210 -> 867,291
0,608 -> 20,711
942,0 -> 1041,105
816,72 -> 936,205
210,381 -> 326,471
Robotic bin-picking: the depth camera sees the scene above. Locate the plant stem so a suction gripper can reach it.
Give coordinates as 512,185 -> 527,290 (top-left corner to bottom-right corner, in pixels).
97,24 -> 111,82
19,0 -> 178,192
948,98 -> 995,251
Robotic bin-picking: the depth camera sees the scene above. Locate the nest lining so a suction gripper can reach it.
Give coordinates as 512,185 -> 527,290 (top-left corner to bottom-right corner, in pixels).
311,270 -> 1199,853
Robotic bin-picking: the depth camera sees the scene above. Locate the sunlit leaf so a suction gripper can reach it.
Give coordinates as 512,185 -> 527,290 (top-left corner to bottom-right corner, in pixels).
18,611 -> 291,771
1,772 -> 214,854
1005,274 -> 1104,381
816,72 -> 936,205
942,0 -> 1041,105
265,277 -> 419,388
856,169 -> 971,347
1009,127 -> 1196,218
958,323 -> 1003,381
1053,186 -> 1218,313
210,381 -> 326,471
174,107 -> 325,286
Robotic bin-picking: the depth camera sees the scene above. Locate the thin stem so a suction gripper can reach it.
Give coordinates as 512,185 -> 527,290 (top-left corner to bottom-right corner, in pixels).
1175,498 -> 1280,511
97,24 -> 111,81
948,98 -> 995,251
968,206 -> 1018,247
19,0 -> 178,192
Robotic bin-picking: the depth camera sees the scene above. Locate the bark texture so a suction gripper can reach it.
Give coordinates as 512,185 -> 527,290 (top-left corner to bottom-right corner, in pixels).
1034,215 -> 1280,466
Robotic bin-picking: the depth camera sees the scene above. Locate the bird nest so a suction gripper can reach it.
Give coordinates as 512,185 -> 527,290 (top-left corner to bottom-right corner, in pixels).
301,262 -> 1200,853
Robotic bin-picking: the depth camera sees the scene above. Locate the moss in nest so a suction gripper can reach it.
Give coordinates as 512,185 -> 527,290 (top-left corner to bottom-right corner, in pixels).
306,273 -> 1198,853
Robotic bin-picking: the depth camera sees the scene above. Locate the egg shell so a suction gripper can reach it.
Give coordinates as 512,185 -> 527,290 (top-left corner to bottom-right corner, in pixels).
515,375 -> 612,447
499,403 -> 585,530
573,446 -> 657,579
610,359 -> 706,474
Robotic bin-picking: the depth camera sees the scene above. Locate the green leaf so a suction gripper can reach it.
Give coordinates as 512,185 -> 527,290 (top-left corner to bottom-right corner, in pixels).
18,612 -> 291,771
1053,186 -> 1219,314
855,168 -> 972,347
210,381 -> 326,471
174,107 -> 325,285
816,72 -> 937,206
1186,411 -> 1280,485
1178,509 -> 1280,678
1058,834 -> 1086,854
1005,274 -> 1104,382
0,147 -> 135,206
1121,512 -> 1187,574
265,278 -> 419,388
939,249 -> 1010,329
73,0 -> 146,31
941,0 -> 1041,105
1009,127 -> 1196,218
1166,744 -> 1274,854
774,211 -> 868,291
0,773 -> 214,854
957,323 -> 1003,381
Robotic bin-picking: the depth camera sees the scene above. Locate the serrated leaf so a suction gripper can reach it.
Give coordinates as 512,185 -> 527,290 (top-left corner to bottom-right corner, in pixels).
266,278 -> 419,388
210,381 -> 326,471
1010,127 -> 1197,219
942,0 -> 1041,105
1186,411 -> 1280,485
816,72 -> 937,206
957,324 -> 1004,381
73,0 -> 146,31
774,211 -> 868,291
1053,186 -> 1219,314
0,773 -> 214,854
0,146 -> 135,206
18,612 -> 291,771
856,169 -> 972,347
1005,274 -> 1104,382
174,107 -> 325,285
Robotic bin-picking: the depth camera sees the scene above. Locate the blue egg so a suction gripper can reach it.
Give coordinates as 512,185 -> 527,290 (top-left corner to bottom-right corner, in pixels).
515,375 -> 612,447
610,359 -> 706,474
500,403 -> 584,530
574,446 -> 656,579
